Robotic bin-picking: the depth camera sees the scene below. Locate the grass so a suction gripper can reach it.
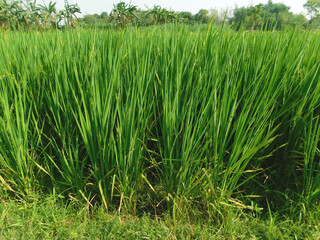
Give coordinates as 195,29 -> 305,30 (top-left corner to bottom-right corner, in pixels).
0,24 -> 319,231
0,196 -> 319,239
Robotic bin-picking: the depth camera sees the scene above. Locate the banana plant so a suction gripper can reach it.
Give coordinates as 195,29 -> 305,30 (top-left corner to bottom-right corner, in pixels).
177,12 -> 194,24
7,0 -> 27,29
0,0 -> 82,30
0,0 -> 16,29
146,5 -> 176,24
0,0 -> 10,28
23,0 -> 41,29
38,1 -> 58,28
60,0 -> 81,27
109,2 -> 139,27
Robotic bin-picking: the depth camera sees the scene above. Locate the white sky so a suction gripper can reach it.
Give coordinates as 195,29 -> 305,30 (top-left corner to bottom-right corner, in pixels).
44,0 -> 307,15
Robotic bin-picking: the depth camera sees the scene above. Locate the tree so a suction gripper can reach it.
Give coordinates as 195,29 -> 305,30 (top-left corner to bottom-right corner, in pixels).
24,0 -> 41,29
0,0 -> 83,30
39,1 -> 58,28
230,1 -> 297,30
109,2 -> 139,27
82,14 -> 97,25
60,0 -> 81,27
230,5 -> 263,30
195,9 -> 210,23
100,11 -> 108,20
292,13 -> 308,27
146,5 -> 175,25
178,11 -> 194,24
304,0 -> 320,27
246,4 -> 263,29
304,0 -> 320,18
0,0 -> 28,29
262,1 -> 292,29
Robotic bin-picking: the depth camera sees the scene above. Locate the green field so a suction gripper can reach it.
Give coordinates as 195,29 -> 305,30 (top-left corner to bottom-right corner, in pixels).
0,25 -> 319,238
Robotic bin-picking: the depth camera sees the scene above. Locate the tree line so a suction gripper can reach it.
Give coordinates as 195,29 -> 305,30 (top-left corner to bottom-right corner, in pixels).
230,0 -> 320,30
82,3 -> 228,27
1,0 -> 320,30
82,0 -> 320,30
0,0 -> 80,30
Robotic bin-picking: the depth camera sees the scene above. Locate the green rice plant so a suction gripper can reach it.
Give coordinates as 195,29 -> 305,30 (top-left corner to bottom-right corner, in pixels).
153,27 -> 207,197
0,26 -> 319,219
0,72 -> 37,195
259,32 -> 320,209
301,115 -> 320,207
28,29 -> 156,212
196,29 -> 280,203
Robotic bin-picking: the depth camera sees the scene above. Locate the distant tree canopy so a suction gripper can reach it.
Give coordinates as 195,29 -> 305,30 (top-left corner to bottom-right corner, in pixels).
80,3 -> 224,27
304,0 -> 320,17
195,9 -> 210,24
0,0 -> 316,31
230,0 -> 307,30
304,0 -> 320,27
0,0 -> 81,30
78,1 -> 315,30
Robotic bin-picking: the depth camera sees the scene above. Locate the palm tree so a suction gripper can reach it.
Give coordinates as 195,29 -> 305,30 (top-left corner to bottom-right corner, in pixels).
109,2 -> 139,27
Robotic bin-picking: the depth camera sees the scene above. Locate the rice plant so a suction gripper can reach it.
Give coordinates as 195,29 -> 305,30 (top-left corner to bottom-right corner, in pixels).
0,25 -> 319,218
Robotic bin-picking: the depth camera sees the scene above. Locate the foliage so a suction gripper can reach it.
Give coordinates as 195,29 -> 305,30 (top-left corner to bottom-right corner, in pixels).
0,26 -> 319,221
230,1 -> 308,30
194,9 -> 210,23
261,1 -> 293,29
0,0 -> 80,30
304,0 -> 320,17
82,14 -> 98,25
304,0 -> 320,28
78,1 -> 314,30
80,3 -> 223,27
109,2 -> 139,27
0,196 -> 319,239
60,0 -> 81,27
145,5 -> 177,25
0,0 -> 309,30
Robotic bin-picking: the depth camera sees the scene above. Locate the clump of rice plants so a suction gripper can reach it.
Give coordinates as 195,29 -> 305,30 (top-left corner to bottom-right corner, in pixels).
0,25 -> 319,219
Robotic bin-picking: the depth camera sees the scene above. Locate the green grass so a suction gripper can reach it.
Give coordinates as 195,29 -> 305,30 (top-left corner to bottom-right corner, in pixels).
0,24 -> 319,224
0,197 -> 319,239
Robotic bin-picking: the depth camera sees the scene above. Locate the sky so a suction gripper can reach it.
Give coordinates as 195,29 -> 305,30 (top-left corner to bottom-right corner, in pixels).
45,0 -> 307,16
